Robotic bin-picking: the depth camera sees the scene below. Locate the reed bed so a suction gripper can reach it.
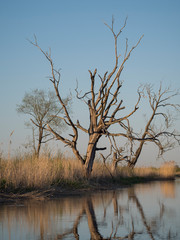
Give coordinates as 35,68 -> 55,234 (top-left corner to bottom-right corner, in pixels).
0,154 -> 84,191
134,161 -> 176,178
0,153 -> 176,192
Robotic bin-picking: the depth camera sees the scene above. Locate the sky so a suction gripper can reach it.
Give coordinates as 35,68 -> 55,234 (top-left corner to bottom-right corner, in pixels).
0,0 -> 180,166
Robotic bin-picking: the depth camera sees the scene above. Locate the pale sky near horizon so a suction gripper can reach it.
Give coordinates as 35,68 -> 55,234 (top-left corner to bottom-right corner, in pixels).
0,0 -> 180,166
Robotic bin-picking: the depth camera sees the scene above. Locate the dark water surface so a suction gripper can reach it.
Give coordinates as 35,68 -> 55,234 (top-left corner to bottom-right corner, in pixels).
0,179 -> 180,240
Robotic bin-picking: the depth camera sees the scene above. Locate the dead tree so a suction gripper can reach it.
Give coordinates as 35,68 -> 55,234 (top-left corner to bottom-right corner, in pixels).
108,84 -> 180,169
29,18 -> 143,177
127,84 -> 180,167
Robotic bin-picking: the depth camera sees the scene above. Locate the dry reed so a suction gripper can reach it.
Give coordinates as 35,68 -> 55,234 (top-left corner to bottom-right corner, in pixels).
133,161 -> 175,178
0,153 -> 176,191
158,161 -> 175,178
0,154 -> 84,190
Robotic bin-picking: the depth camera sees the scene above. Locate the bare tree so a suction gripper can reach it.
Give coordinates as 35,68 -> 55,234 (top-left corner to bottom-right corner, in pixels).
108,83 -> 180,169
17,89 -> 70,157
128,84 -> 180,167
29,18 -> 143,176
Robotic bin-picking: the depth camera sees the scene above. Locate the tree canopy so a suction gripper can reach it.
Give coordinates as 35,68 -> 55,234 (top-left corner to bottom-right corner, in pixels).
17,89 -> 70,156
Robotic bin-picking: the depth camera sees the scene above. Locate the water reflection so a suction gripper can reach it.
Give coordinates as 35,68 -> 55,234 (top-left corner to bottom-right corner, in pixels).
0,179 -> 180,240
160,181 -> 175,198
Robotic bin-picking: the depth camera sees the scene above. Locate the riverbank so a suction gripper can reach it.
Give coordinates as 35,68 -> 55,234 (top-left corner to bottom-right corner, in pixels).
0,155 -> 179,203
0,174 -> 178,204
1,178 -> 180,240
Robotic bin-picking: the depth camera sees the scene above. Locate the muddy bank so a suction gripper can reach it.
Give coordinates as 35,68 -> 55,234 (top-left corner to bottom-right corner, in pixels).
0,176 -> 177,204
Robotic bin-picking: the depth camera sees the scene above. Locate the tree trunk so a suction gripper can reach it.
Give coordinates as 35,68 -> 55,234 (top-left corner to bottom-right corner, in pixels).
84,135 -> 100,177
128,141 -> 144,168
37,127 -> 43,158
111,152 -> 118,174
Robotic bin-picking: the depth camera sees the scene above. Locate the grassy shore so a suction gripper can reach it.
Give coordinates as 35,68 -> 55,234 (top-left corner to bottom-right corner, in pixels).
0,153 -> 178,198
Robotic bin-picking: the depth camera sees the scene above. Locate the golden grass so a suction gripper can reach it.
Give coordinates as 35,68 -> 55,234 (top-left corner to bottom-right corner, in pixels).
133,161 -> 175,178
159,161 -> 176,177
0,153 -> 176,191
0,154 -> 84,190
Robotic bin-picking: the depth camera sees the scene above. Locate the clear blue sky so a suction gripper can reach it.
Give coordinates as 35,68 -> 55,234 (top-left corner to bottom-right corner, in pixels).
0,0 -> 180,165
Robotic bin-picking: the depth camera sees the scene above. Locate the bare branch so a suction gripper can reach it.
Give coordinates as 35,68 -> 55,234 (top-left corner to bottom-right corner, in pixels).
29,17 -> 145,176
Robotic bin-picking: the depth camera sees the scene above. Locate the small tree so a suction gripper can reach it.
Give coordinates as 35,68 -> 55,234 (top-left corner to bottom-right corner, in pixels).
17,89 -> 70,157
29,18 -> 143,177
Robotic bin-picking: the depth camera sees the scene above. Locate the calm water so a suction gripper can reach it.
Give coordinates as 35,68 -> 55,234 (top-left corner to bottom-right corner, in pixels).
0,179 -> 180,240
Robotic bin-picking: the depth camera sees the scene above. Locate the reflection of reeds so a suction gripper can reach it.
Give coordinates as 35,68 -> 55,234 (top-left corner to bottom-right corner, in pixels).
160,182 -> 175,198
0,154 -> 176,191
0,191 -> 116,238
0,184 -> 177,239
0,198 -> 84,238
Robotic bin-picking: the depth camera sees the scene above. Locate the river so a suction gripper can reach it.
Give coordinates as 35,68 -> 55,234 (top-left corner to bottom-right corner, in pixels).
0,179 -> 180,240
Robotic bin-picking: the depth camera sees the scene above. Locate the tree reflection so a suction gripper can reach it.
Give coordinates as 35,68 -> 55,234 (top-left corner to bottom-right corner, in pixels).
128,188 -> 155,240
54,189 -> 178,239
56,209 -> 84,240
55,194 -> 143,240
0,181 -> 179,239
